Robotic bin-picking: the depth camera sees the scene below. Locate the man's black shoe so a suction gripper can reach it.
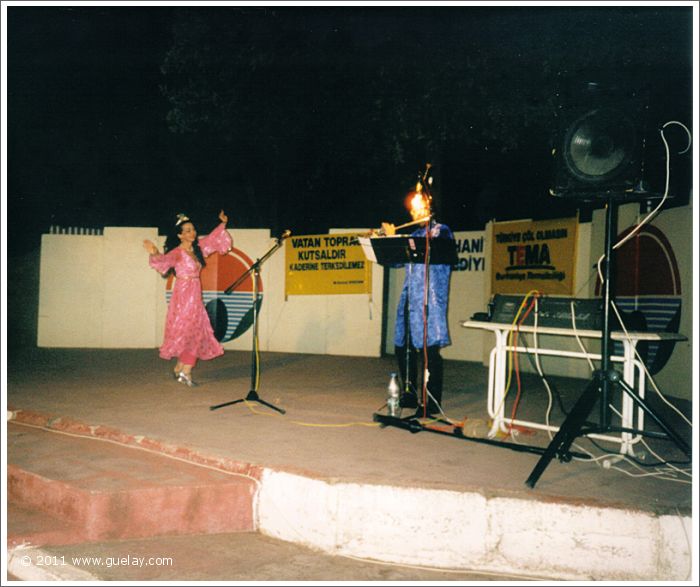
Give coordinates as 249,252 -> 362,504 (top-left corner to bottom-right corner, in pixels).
425,402 -> 442,417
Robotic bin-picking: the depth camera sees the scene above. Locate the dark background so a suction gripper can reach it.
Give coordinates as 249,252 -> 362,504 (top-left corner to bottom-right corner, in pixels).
5,4 -> 695,347
8,5 -> 694,249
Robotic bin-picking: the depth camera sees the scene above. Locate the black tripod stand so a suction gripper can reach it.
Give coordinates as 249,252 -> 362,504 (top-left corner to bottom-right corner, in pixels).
525,198 -> 691,488
210,232 -> 290,415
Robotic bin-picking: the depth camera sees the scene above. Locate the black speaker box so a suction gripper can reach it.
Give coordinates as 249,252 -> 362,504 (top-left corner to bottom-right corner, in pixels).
550,81 -> 668,203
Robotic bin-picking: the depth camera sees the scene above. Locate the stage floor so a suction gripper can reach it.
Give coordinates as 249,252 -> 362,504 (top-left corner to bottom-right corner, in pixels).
6,347 -> 693,515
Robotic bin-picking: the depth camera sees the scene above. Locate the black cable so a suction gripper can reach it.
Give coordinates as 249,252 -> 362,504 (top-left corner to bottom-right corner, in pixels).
517,335 -> 691,468
517,332 -> 570,416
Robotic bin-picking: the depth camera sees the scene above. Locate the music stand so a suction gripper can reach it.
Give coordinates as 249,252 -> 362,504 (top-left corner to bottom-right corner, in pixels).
210,234 -> 288,414
524,197 -> 690,488
361,234 -> 458,268
361,233 -> 457,419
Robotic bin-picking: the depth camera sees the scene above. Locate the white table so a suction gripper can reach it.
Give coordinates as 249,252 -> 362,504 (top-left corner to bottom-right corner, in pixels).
461,320 -> 686,455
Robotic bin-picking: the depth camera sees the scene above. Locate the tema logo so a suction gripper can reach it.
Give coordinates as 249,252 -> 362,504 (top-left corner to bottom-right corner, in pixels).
167,247 -> 261,342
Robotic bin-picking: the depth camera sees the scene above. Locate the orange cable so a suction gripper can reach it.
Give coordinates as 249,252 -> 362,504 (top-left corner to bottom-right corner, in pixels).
508,296 -> 538,430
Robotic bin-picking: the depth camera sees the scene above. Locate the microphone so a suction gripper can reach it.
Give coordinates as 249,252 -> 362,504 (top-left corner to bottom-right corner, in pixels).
277,229 -> 292,244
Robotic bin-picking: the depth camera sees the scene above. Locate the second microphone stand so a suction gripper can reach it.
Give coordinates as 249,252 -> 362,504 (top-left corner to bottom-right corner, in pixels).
210,233 -> 289,414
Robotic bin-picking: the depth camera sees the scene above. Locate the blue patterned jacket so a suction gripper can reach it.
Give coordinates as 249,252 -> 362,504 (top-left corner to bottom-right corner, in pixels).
394,221 -> 453,349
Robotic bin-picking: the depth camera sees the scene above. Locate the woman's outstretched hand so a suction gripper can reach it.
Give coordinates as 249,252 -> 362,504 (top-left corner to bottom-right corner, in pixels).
143,240 -> 159,255
219,210 -> 228,225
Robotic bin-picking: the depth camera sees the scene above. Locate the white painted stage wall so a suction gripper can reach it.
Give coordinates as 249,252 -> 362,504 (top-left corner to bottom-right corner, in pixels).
37,226 -> 489,360
215,228 -> 386,357
37,202 -> 693,400
37,227 -> 386,357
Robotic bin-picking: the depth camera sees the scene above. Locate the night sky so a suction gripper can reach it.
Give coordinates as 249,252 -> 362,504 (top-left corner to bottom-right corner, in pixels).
6,4 -> 695,257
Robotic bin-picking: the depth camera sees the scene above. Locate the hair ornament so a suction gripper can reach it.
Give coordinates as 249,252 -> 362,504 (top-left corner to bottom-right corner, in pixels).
175,213 -> 190,227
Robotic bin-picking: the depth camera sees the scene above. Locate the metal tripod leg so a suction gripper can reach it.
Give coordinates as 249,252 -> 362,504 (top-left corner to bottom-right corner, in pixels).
525,367 -> 692,488
525,372 -> 602,489
210,390 -> 286,414
610,369 -> 690,457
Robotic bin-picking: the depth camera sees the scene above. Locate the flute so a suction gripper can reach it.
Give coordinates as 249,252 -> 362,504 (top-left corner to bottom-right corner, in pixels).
393,216 -> 431,231
365,216 -> 432,237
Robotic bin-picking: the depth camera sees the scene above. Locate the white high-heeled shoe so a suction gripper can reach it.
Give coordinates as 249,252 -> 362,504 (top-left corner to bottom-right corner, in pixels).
177,371 -> 198,387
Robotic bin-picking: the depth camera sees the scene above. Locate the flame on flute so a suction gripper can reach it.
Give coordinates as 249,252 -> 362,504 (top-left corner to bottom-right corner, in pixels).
366,176 -> 433,236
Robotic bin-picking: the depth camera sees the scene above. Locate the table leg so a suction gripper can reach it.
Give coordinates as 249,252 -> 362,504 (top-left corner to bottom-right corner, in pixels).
488,329 -> 507,438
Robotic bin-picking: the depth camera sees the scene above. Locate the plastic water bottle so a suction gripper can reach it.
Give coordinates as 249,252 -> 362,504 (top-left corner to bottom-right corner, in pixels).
387,372 -> 400,416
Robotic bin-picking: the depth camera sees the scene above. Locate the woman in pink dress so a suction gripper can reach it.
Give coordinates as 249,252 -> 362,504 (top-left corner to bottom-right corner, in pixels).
143,210 -> 232,387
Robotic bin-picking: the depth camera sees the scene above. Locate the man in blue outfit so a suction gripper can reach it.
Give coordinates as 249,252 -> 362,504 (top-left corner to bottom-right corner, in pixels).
381,188 -> 453,417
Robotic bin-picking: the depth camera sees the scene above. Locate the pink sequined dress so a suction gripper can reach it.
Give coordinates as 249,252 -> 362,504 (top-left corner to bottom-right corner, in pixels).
148,223 -> 233,362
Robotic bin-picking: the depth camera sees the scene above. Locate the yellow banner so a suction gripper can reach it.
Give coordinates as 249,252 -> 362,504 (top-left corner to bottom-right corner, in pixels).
285,233 -> 372,295
491,217 -> 578,295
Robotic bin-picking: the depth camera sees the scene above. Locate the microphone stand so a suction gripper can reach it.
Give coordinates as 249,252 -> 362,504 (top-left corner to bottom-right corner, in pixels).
210,232 -> 290,414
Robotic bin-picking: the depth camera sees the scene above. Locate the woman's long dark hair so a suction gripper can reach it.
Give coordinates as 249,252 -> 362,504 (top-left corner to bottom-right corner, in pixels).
162,217 -> 206,276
